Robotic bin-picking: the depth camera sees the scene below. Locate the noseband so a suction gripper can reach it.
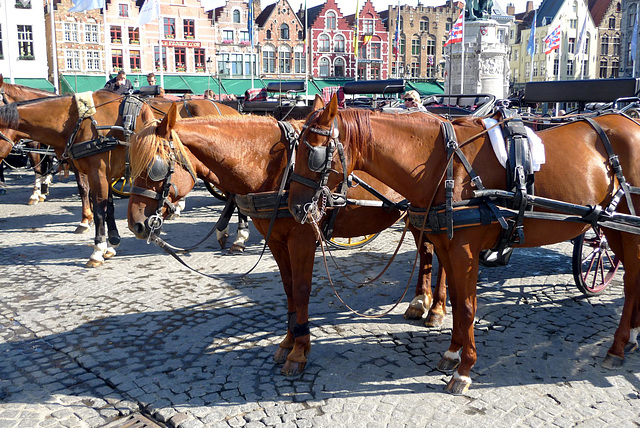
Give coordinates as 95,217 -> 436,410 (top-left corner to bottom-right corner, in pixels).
290,113 -> 349,224
130,138 -> 197,238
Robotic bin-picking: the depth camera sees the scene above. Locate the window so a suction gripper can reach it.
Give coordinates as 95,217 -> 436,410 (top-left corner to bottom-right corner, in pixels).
298,30 -> 303,40
118,4 -> 128,17
613,36 -> 620,55
130,50 -> 141,70
427,38 -> 435,55
319,34 -> 330,52
567,59 -> 574,76
553,58 -> 559,76
262,48 -> 275,73
420,18 -> 428,32
334,34 -> 345,52
128,27 -> 139,45
400,37 -> 405,55
600,59 -> 608,78
334,57 -> 344,77
319,57 -> 329,76
86,51 -> 100,70
411,37 -> 420,55
111,49 -> 123,70
244,53 -> 256,75
266,29 -> 272,39
233,9 -> 241,23
279,47 -> 291,73
583,36 -> 589,54
175,47 -> 186,71
164,18 -> 175,39
609,16 -> 616,29
17,25 -> 33,59
399,17 -> 403,29
294,48 -> 305,73
194,48 -> 205,71
154,46 -> 167,71
411,62 -> 419,77
326,11 -> 336,29
612,60 -> 619,77
110,26 -> 122,43
570,19 -> 577,29
371,42 -> 381,59
65,50 -> 80,70
85,24 -> 99,43
64,23 -> 78,42
280,24 -> 289,40
218,53 -> 230,75
371,65 -> 380,80
15,0 -> 31,9
184,19 -> 195,39
0,25 -> 4,59
445,19 -> 451,32
232,54 -> 242,75
533,61 -> 538,77
568,37 -> 575,54
601,34 -> 609,55
426,56 -> 435,77
240,31 -> 249,42
581,60 -> 588,76
223,30 -> 234,42
363,19 -> 374,35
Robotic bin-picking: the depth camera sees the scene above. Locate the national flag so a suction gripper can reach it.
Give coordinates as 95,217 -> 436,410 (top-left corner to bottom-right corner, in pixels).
575,12 -> 588,55
138,0 -> 159,27
444,10 -> 463,46
544,24 -> 561,54
69,0 -> 104,12
248,0 -> 254,49
526,10 -> 536,57
631,12 -> 639,62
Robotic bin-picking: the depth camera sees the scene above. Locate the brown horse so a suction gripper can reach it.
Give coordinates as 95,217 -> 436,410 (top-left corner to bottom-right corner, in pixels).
126,102 -> 447,375
288,95 -> 640,393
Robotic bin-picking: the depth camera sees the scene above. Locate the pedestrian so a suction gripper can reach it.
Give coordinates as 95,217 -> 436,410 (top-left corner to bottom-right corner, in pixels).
402,90 -> 426,111
146,73 -> 156,86
203,89 -> 214,100
103,70 -> 133,95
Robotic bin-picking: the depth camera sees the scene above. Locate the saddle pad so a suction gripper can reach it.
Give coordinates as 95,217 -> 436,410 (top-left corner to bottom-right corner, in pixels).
482,118 -> 545,172
74,91 -> 96,118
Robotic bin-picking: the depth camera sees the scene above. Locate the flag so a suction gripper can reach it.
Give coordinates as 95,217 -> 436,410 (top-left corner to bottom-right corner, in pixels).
526,10 -> 536,57
138,0 -> 159,27
354,0 -> 360,58
575,12 -> 588,55
363,35 -> 372,45
631,12 -> 639,62
69,0 -> 104,12
248,0 -> 254,49
200,0 -> 216,12
393,0 -> 400,56
544,24 -> 561,54
444,10 -> 463,46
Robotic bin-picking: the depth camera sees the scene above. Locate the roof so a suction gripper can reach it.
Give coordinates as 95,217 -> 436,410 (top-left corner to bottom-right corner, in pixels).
589,0 -> 614,27
256,3 -> 276,27
304,4 -> 324,28
536,0 -> 563,26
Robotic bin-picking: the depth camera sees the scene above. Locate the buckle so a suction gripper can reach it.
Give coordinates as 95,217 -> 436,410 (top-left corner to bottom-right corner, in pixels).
445,179 -> 455,190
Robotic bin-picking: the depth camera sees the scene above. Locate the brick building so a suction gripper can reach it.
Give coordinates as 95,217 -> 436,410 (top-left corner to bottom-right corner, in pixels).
346,0 -> 389,80
214,0 -> 260,78
255,0 -> 305,79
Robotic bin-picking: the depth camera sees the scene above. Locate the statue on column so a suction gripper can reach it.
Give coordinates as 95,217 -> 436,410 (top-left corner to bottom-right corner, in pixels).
465,0 -> 493,21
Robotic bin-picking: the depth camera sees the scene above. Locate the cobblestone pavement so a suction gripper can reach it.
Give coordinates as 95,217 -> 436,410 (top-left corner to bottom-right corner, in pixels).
1,169 -> 639,428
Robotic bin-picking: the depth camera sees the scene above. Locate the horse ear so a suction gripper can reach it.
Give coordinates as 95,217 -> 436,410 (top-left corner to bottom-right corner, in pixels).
312,94 -> 325,111
318,93 -> 339,126
157,102 -> 178,138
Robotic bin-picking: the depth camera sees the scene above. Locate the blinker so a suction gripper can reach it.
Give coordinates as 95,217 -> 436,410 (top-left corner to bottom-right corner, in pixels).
147,155 -> 170,181
308,144 -> 331,173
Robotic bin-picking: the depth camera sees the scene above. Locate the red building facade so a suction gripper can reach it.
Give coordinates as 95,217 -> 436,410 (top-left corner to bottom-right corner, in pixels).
347,0 -> 389,80
305,0 -> 353,78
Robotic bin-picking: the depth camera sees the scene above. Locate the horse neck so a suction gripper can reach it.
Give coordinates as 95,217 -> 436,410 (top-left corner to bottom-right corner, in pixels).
176,117 -> 287,195
15,97 -> 75,149
353,113 -> 447,207
7,84 -> 53,102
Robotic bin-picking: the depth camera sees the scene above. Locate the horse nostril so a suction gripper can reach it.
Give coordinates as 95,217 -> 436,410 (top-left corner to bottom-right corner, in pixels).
133,222 -> 147,238
290,204 -> 303,223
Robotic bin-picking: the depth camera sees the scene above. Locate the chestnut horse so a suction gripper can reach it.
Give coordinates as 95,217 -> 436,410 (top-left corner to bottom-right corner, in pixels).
288,95 -> 640,394
126,102 -> 447,375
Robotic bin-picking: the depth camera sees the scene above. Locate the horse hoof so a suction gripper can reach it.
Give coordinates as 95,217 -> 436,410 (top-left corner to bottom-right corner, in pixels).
103,251 -> 116,260
425,312 -> 445,328
27,198 -> 38,206
217,234 -> 229,249
403,306 -> 425,320
85,259 -> 103,268
108,236 -> 121,247
74,224 -> 90,234
228,244 -> 245,254
601,353 -> 625,369
445,376 -> 471,395
38,196 -> 46,202
437,356 -> 460,373
273,347 -> 291,364
281,360 -> 306,376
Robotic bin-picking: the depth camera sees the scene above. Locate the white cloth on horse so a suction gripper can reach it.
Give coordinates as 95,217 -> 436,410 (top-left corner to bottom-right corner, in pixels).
74,91 -> 96,118
482,118 -> 545,172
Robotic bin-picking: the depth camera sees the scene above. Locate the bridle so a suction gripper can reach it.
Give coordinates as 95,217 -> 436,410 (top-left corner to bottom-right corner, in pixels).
289,110 -> 349,224
129,138 -> 197,240
0,86 -> 16,147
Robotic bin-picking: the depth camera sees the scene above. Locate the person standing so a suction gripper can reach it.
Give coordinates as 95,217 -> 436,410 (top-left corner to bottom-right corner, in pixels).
103,70 -> 133,95
146,73 -> 156,86
402,90 -> 427,111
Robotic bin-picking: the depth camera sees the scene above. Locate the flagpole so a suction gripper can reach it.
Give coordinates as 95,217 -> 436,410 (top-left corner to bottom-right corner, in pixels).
49,0 -> 59,93
556,30 -> 561,115
395,2 -> 400,78
158,0 -> 164,88
354,0 -> 360,81
460,11 -> 464,94
104,6 -> 110,80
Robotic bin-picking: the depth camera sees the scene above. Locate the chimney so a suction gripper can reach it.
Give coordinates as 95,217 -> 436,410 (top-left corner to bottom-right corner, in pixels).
506,3 -> 515,15
526,1 -> 534,13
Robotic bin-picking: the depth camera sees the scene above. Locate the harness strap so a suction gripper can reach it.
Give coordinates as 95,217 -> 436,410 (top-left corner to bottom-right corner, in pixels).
182,100 -> 193,117
584,117 -> 636,216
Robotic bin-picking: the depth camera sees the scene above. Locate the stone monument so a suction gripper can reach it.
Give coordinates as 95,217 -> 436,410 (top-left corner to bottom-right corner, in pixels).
444,2 -> 510,99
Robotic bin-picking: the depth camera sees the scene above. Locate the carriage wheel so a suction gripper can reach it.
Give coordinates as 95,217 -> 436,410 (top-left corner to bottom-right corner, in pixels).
110,176 -> 131,198
203,181 -> 228,201
572,227 -> 621,296
327,233 -> 380,249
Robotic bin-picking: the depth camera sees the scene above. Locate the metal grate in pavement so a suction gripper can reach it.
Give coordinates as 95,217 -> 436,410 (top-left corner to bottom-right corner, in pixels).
100,413 -> 165,428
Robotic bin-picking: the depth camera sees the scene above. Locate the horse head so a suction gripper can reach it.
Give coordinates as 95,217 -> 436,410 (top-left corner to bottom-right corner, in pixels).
127,102 -> 211,239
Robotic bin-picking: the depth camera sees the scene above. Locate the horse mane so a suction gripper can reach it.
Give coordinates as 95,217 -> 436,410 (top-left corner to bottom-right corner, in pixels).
337,108 -> 373,155
130,121 -> 195,180
0,103 -> 19,129
4,83 -> 55,101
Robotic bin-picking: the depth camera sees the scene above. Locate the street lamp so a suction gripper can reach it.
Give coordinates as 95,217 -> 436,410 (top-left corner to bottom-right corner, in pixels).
133,77 -> 140,89
206,57 -> 213,90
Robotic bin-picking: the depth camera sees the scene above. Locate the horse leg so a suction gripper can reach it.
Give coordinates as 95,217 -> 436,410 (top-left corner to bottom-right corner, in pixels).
404,226 -> 434,320
268,239 -> 296,364
0,162 -> 5,195
87,192 -> 108,268
39,153 -> 53,200
426,263 -> 448,327
105,190 -> 120,256
229,211 -> 250,253
27,151 -> 42,205
74,168 -> 93,234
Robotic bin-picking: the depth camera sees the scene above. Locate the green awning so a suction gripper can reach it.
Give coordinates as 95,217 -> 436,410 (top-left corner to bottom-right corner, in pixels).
60,75 -> 108,94
219,78 -> 262,96
406,81 -> 444,96
13,78 -> 55,92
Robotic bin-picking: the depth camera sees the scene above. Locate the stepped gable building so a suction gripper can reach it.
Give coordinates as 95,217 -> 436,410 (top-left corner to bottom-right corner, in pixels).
301,0 -> 353,78
589,0 -> 621,78
255,0 -> 305,78
384,2 -> 454,79
345,0 -> 389,80
213,0 -> 260,78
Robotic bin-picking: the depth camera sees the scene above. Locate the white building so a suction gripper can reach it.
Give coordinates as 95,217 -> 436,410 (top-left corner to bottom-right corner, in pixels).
0,0 -> 54,91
